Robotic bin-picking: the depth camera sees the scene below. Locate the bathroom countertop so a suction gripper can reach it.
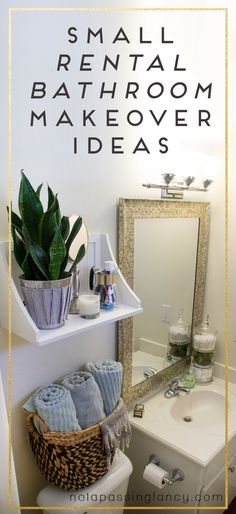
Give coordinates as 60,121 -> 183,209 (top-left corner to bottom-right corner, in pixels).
128,377 -> 236,467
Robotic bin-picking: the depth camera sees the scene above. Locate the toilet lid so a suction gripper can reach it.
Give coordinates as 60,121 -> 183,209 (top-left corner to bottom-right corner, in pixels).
37,450 -> 132,512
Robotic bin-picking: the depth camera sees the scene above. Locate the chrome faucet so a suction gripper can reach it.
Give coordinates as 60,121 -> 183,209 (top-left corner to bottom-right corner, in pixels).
164,379 -> 190,399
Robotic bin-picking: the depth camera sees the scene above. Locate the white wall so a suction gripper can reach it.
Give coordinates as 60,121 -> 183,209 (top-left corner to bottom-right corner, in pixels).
0,325 -> 116,509
0,0 -> 235,509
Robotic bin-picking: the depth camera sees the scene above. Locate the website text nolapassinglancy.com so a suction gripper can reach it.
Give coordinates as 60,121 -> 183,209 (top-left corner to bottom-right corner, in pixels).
69,491 -> 224,505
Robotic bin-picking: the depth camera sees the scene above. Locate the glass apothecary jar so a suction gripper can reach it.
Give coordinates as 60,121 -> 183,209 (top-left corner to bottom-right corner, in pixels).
168,310 -> 190,358
193,316 -> 217,352
192,349 -> 215,367
193,363 -> 214,383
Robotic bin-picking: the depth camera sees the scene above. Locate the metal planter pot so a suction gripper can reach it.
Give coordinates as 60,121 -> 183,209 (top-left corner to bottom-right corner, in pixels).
20,276 -> 72,329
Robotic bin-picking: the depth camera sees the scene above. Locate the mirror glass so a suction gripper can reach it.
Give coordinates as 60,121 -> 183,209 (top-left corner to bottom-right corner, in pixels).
132,217 -> 199,385
118,199 -> 209,405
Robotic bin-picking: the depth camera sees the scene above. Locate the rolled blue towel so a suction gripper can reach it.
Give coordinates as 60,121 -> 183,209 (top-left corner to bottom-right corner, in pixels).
61,371 -> 105,429
85,360 -> 123,416
22,384 -> 81,432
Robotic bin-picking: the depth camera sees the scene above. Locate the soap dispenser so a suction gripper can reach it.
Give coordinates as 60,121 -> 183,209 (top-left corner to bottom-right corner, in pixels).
168,309 -> 190,358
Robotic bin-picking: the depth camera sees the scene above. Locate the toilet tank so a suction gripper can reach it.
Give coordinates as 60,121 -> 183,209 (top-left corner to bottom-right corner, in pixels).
37,449 -> 133,514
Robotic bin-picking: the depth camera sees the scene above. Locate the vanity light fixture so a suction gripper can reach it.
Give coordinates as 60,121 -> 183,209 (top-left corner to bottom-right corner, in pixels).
142,173 -> 213,200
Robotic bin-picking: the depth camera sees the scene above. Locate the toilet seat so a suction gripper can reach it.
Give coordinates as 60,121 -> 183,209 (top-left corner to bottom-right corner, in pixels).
37,450 -> 132,514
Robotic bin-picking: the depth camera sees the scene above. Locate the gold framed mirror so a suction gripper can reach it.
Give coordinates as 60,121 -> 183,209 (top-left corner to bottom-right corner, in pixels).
118,199 -> 210,405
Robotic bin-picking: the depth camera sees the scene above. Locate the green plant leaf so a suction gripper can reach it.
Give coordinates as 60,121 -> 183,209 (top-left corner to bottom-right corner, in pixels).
47,185 -> 55,209
11,172 -> 84,282
18,171 -> 43,243
11,226 -> 26,268
11,212 -> 23,234
21,252 -> 32,279
67,244 -> 86,276
60,216 -> 83,275
36,183 -> 43,198
7,207 -> 23,237
47,185 -> 61,226
55,206 -> 61,226
22,224 -> 49,280
20,230 -> 32,279
29,242 -> 49,280
60,216 -> 70,240
38,195 -> 60,250
66,216 -> 82,253
49,228 -> 67,280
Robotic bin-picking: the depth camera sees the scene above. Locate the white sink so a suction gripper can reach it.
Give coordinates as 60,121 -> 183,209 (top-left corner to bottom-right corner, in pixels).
129,377 -> 236,466
170,390 -> 225,428
132,364 -> 154,384
132,364 -> 159,384
132,350 -> 179,385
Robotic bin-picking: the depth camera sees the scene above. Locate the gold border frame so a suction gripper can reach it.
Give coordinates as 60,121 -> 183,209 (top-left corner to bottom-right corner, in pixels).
7,6 -> 228,511
118,199 -> 210,405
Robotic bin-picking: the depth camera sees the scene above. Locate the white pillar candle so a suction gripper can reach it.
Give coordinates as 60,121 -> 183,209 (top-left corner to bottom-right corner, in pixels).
78,294 -> 100,319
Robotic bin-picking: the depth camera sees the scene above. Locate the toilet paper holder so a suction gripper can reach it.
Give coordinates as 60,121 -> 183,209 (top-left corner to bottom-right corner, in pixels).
148,454 -> 185,485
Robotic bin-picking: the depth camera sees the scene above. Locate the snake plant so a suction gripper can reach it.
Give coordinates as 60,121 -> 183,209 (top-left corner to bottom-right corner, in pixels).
9,171 -> 85,281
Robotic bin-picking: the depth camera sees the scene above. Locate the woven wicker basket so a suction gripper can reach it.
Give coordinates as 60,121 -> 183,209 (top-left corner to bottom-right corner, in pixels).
27,412 -> 112,491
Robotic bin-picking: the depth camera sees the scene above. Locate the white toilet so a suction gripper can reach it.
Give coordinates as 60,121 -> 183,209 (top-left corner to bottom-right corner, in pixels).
37,449 -> 133,514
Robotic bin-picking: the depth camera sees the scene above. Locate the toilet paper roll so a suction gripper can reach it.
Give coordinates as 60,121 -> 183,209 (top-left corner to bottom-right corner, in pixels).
143,463 -> 169,489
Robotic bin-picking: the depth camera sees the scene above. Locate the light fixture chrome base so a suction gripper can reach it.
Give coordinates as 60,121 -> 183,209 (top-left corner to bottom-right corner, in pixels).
161,188 -> 183,200
142,182 -> 210,200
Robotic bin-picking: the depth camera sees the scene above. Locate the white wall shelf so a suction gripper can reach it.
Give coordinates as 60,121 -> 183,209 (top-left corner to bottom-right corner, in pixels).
0,235 -> 142,346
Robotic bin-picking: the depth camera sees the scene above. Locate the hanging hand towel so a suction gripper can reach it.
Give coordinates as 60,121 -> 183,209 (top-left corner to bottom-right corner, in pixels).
61,371 -> 105,429
22,384 -> 80,432
86,360 -> 123,416
100,398 -> 132,464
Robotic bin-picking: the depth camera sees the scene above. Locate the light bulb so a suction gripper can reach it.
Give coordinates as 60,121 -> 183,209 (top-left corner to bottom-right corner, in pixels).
162,173 -> 175,185
203,179 -> 213,189
184,176 -> 195,187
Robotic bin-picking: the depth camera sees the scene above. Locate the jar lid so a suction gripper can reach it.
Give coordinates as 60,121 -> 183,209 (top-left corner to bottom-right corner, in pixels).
194,315 -> 217,336
169,309 -> 190,334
